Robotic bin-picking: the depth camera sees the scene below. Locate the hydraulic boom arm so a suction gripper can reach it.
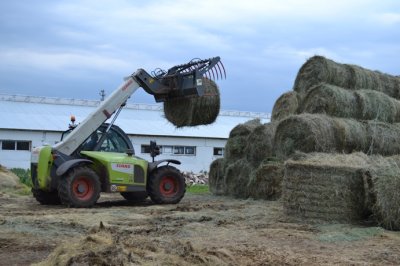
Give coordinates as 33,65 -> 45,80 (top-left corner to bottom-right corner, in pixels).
53,57 -> 225,156
53,77 -> 141,155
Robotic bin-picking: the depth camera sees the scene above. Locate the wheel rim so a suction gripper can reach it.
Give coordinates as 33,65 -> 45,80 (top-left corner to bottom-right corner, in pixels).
159,176 -> 178,197
72,176 -> 94,201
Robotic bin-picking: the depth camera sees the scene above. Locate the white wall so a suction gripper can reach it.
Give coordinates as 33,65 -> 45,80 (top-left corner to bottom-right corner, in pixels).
0,129 -> 226,172
0,129 -> 61,169
130,135 -> 226,172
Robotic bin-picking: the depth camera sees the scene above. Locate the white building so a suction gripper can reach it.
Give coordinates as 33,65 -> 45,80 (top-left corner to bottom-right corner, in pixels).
0,94 -> 270,172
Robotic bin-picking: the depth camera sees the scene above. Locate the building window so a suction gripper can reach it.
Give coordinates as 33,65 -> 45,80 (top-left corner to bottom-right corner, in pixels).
141,145 -> 151,153
17,141 -> 30,151
141,144 -> 195,156
213,147 -> 224,156
163,145 -> 173,154
174,146 -> 185,155
185,146 -> 195,155
1,140 -> 31,151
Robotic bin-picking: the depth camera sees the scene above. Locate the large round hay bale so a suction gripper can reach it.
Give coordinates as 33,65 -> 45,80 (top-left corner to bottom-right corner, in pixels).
365,121 -> 400,155
163,78 -> 220,127
223,159 -> 251,198
225,119 -> 261,161
274,114 -> 340,156
208,158 -> 226,195
271,91 -> 299,121
293,56 -> 400,99
274,114 -> 400,157
301,83 -> 359,117
302,84 -> 400,122
247,160 -> 283,200
355,90 -> 400,123
245,122 -> 277,167
359,155 -> 400,230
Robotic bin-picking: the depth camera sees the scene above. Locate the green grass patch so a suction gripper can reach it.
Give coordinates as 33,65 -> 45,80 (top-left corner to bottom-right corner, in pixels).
186,184 -> 210,194
10,168 -> 32,187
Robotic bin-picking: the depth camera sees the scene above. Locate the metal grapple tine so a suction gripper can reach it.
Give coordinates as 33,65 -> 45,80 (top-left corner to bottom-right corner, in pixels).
215,63 -> 223,80
217,61 -> 226,79
210,67 -> 216,80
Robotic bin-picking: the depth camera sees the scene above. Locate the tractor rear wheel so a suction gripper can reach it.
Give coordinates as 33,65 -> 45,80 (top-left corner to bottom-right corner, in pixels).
58,166 -> 100,208
147,166 -> 185,204
120,191 -> 148,202
32,188 -> 61,205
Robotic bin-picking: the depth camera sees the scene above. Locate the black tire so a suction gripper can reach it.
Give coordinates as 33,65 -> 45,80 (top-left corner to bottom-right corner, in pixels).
147,166 -> 186,204
58,166 -> 101,208
32,188 -> 61,205
120,191 -> 148,202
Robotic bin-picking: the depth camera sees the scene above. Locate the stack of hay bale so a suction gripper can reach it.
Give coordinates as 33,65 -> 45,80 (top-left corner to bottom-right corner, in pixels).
209,55 -> 400,230
209,119 -> 283,200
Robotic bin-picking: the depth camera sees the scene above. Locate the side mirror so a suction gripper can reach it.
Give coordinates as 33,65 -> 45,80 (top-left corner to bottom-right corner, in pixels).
149,140 -> 160,162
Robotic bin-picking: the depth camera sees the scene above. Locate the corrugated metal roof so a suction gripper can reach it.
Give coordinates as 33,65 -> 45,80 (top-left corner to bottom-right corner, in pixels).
0,94 -> 270,139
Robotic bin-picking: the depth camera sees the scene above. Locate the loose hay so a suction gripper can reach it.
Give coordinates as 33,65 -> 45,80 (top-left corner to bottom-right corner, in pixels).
208,158 -> 226,195
271,91 -> 299,121
274,114 -> 400,157
293,56 -> 400,99
302,84 -> 400,122
163,78 -> 220,127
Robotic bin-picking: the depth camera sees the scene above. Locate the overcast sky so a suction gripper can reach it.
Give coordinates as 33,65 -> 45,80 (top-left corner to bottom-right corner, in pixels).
0,0 -> 399,113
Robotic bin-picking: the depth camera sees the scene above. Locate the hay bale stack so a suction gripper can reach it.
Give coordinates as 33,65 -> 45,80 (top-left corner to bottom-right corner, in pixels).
293,56 -> 400,99
224,119 -> 261,161
163,78 -> 220,127
302,84 -> 400,122
247,160 -> 283,200
274,113 -> 400,157
245,122 -> 278,167
208,158 -> 226,195
283,153 -> 370,223
271,91 -> 299,121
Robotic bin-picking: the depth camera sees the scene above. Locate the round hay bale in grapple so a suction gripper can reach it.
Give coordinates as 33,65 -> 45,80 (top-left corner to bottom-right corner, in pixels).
163,78 -> 220,127
271,91 -> 299,122
293,56 -> 400,99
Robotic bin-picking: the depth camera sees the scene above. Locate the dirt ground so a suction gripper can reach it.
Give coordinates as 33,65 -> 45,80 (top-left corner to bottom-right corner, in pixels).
1,191 -> 400,266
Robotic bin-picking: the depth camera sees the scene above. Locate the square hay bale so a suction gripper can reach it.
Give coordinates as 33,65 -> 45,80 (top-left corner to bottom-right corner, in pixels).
283,161 -> 367,223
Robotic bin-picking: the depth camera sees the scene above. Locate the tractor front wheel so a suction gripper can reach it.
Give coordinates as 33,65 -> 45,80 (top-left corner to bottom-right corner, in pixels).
147,166 -> 185,204
58,166 -> 100,208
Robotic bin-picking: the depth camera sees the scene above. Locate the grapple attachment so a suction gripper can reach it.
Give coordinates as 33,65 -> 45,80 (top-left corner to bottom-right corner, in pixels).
133,56 -> 225,102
